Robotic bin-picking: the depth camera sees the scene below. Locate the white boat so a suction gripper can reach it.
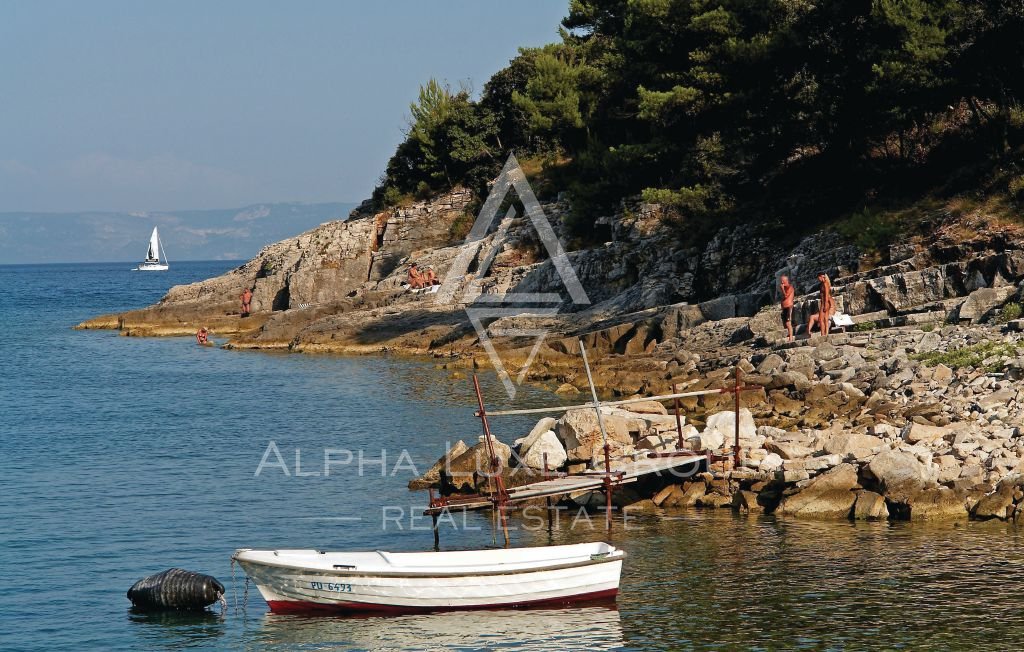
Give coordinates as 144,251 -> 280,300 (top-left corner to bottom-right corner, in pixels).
232,542 -> 624,614
135,226 -> 169,271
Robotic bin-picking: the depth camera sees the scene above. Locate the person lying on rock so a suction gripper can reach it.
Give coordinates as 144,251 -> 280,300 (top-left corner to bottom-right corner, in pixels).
407,263 -> 426,289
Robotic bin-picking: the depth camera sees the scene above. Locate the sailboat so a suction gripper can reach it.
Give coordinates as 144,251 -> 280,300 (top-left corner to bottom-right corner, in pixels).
135,227 -> 169,271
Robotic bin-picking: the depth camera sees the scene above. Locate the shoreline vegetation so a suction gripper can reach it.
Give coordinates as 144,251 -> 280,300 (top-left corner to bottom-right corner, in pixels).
77,1 -> 1024,522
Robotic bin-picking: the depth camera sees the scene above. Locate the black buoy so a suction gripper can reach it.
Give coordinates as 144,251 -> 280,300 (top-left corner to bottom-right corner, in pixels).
127,568 -> 225,611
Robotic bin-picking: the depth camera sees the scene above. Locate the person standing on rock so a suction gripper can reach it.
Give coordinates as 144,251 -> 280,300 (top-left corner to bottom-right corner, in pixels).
240,287 -> 253,317
807,273 -> 834,337
780,275 -> 795,342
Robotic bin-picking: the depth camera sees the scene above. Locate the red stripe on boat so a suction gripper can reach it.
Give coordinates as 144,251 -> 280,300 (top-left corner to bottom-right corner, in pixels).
266,588 -> 618,615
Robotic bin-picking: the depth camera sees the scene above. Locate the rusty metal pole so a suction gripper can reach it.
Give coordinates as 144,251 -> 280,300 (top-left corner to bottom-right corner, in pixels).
543,453 -> 553,533
428,488 -> 440,551
578,338 -> 613,531
472,374 -> 510,547
733,368 -> 742,467
672,382 -> 685,450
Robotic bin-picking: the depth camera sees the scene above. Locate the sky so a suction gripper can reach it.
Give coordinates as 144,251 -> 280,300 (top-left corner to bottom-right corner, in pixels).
0,0 -> 568,213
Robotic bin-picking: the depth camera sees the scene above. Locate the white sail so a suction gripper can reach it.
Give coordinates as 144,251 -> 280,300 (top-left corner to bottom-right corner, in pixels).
136,226 -> 169,271
147,227 -> 161,262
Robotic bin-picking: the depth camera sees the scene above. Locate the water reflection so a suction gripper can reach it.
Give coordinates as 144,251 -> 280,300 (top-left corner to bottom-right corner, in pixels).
127,608 -> 226,647
251,605 -> 624,651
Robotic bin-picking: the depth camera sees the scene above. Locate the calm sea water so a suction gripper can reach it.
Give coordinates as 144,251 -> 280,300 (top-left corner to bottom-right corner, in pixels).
3,261 -> 1024,651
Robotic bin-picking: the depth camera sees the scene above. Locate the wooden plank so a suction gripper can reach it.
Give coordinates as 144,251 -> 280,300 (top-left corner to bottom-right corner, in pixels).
482,386 -> 711,418
424,453 -> 705,515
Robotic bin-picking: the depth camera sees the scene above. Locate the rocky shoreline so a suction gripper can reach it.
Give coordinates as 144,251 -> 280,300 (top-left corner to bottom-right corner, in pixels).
411,320 -> 1024,523
76,186 -> 1024,521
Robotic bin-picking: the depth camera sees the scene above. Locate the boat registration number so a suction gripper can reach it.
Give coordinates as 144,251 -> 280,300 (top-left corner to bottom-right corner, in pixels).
310,581 -> 353,593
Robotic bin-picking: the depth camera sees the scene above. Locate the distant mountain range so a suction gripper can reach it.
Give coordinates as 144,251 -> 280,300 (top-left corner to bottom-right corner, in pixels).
0,202 -> 359,264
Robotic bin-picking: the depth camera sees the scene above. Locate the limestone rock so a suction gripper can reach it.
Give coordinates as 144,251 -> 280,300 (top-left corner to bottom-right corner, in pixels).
778,463 -> 859,519
907,487 -> 968,520
408,440 -> 469,490
557,408 -> 633,464
902,423 -> 949,445
520,430 -> 567,471
766,441 -> 815,460
626,400 -> 669,415
702,408 -> 758,451
957,286 -> 1016,323
446,436 -> 512,491
865,448 -> 938,500
853,491 -> 889,520
820,432 -> 884,460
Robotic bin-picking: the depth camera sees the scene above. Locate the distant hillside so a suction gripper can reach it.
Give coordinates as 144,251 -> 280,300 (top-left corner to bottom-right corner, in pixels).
0,202 -> 358,264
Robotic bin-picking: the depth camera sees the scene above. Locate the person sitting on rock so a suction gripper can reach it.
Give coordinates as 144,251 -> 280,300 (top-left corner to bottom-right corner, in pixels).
195,327 -> 209,345
806,273 -> 835,337
407,263 -> 426,289
423,265 -> 438,286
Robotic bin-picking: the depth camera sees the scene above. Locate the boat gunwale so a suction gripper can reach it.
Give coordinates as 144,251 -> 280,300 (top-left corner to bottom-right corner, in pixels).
233,550 -> 625,579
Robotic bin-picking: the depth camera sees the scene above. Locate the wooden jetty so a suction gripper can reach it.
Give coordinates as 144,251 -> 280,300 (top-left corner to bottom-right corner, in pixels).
424,453 -> 708,516
423,339 -> 760,546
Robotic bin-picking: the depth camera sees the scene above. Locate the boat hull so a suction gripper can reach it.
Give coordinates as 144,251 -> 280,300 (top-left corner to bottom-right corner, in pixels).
234,545 -> 623,614
135,263 -> 169,271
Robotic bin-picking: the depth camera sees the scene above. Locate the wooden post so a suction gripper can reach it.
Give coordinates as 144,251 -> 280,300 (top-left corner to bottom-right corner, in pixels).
672,382 -> 685,450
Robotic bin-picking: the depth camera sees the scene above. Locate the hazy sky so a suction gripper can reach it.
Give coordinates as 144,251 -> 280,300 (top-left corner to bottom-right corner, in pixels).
0,1 -> 567,213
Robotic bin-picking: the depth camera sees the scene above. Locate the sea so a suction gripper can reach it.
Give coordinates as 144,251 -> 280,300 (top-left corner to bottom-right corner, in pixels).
3,261 -> 1024,651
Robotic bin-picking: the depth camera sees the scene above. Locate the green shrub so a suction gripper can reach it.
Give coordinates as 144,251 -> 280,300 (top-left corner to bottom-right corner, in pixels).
836,208 -> 902,253
853,321 -> 877,331
995,302 -> 1023,324
911,341 -> 1020,372
1009,175 -> 1024,201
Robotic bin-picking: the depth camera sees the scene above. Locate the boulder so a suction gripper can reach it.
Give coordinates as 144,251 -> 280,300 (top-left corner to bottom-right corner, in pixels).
820,432 -> 884,461
757,353 -> 786,375
408,440 -> 469,490
901,423 -> 949,445
765,441 -> 815,460
445,436 -> 512,491
906,487 -> 968,520
555,383 -> 581,396
519,431 -> 567,471
733,490 -> 764,513
760,452 -> 784,473
853,491 -> 889,520
972,476 -> 1022,520
702,408 -> 758,451
956,286 -> 1016,323
626,400 -> 669,415
678,481 -> 708,507
865,448 -> 939,500
557,408 -> 633,464
637,432 -> 679,453
652,484 -> 684,507
778,463 -> 859,519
